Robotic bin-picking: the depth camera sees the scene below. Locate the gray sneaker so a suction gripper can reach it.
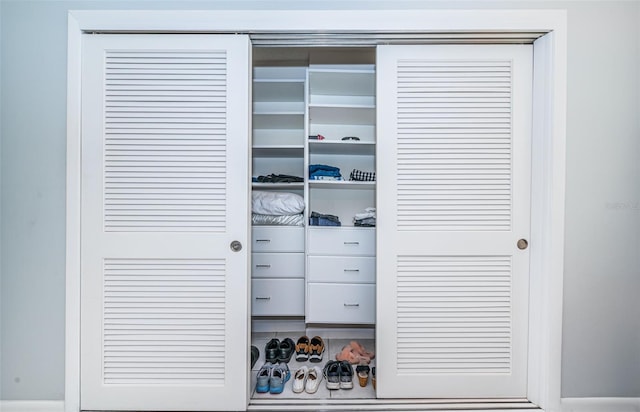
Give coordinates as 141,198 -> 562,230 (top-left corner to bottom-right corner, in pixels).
269,362 -> 291,394
255,363 -> 272,393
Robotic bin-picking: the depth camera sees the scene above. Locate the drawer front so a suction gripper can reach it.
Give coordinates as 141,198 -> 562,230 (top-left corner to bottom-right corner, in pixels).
252,253 -> 305,279
308,256 -> 375,283
306,283 -> 375,324
308,227 -> 375,256
252,279 -> 304,316
252,226 -> 304,252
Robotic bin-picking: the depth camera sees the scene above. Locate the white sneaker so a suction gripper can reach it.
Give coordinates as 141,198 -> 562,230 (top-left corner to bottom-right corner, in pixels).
305,366 -> 323,394
292,366 -> 308,393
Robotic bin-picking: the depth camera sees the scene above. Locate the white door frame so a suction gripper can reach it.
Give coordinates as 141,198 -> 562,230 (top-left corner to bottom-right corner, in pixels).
66,9 -> 567,412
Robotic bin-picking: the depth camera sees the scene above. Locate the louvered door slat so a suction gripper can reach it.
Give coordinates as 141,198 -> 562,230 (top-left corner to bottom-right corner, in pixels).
103,50 -> 228,233
397,256 -> 512,374
397,59 -> 512,231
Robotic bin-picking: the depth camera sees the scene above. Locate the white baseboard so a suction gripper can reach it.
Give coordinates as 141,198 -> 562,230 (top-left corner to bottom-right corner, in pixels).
0,401 -> 65,412
2,397 -> 638,412
562,398 -> 640,412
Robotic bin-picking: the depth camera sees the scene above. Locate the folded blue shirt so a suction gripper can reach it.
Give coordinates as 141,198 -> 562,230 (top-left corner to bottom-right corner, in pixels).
309,164 -> 341,176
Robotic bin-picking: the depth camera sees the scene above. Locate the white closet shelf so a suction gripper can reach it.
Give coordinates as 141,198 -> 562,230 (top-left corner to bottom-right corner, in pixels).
252,145 -> 304,157
309,181 -> 375,190
253,101 -> 305,113
308,140 -> 375,156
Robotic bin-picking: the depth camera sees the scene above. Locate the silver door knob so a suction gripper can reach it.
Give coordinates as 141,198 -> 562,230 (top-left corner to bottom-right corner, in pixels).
230,240 -> 242,252
517,239 -> 529,250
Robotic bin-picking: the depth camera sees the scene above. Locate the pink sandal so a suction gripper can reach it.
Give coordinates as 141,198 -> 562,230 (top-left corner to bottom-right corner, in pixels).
336,346 -> 360,363
349,341 -> 375,360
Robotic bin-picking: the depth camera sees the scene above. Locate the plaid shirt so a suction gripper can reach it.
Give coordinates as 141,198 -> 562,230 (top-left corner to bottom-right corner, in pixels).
349,169 -> 376,182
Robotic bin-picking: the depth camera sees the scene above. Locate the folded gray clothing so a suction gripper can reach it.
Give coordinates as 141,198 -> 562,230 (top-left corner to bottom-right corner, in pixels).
353,217 -> 376,226
252,213 -> 304,226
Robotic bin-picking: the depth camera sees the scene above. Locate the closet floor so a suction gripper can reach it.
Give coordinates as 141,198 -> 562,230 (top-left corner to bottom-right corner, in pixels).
251,332 -> 376,400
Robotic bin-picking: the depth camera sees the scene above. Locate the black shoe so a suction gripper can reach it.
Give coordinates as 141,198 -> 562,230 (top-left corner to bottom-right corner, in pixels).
265,338 -> 280,363
250,345 -> 259,369
338,360 -> 354,389
278,338 -> 295,363
323,360 -> 340,390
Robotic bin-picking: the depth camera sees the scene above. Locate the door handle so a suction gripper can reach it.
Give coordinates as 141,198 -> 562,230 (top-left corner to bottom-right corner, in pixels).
517,239 -> 528,250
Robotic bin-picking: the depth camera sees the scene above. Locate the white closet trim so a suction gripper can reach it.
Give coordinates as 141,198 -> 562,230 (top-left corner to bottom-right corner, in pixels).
66,9 -> 567,412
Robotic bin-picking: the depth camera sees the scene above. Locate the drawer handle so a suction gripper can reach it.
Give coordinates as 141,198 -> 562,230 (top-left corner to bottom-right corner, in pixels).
344,269 -> 360,273
256,239 -> 271,243
255,297 -> 271,300
256,264 -> 271,268
344,303 -> 360,307
344,241 -> 360,245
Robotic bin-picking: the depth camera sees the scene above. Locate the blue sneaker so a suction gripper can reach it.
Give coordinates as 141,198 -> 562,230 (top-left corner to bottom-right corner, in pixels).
269,362 -> 291,394
255,363 -> 272,393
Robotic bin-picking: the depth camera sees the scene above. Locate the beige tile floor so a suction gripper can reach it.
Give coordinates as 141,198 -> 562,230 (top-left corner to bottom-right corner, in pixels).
250,332 -> 376,400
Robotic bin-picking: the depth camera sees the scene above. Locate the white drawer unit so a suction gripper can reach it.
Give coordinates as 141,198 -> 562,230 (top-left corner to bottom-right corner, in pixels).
307,283 -> 375,324
308,227 -> 375,256
251,226 -> 305,252
307,256 -> 375,283
251,253 -> 305,279
252,279 -> 305,316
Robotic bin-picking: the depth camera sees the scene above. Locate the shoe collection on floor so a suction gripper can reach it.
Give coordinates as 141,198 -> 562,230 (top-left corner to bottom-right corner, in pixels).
251,336 -> 376,395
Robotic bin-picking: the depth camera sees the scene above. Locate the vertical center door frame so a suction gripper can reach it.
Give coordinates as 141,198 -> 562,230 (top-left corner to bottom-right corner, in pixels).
66,9 -> 567,412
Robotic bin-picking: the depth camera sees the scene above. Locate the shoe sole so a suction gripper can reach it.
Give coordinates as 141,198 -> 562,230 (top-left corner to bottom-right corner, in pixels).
309,354 -> 323,363
305,385 -> 319,394
256,384 -> 269,393
326,381 -> 340,390
340,381 -> 354,389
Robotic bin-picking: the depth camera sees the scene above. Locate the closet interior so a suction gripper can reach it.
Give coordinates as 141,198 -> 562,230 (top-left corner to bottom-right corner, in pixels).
250,47 -> 377,400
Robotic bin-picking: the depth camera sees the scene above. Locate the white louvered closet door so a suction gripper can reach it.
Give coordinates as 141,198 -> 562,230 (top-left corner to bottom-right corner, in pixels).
376,45 -> 533,398
80,34 -> 251,411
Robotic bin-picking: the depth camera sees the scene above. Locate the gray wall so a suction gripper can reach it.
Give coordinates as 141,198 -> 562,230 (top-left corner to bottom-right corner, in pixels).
0,0 -> 639,401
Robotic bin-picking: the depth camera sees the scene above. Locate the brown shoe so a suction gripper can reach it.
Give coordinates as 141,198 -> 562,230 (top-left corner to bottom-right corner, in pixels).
372,366 -> 376,390
356,365 -> 370,387
295,336 -> 310,361
309,336 -> 325,363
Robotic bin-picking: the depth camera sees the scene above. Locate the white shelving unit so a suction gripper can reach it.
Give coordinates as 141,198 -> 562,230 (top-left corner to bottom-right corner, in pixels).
252,66 -> 307,191
252,66 -> 307,147
307,64 -> 376,227
250,63 -> 376,328
250,67 -> 307,322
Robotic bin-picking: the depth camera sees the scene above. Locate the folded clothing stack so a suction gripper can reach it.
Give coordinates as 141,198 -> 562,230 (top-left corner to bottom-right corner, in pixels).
353,207 -> 376,227
309,164 -> 342,181
309,211 -> 341,226
252,191 -> 305,226
253,174 -> 303,183
349,169 -> 376,182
